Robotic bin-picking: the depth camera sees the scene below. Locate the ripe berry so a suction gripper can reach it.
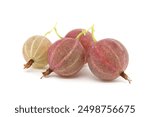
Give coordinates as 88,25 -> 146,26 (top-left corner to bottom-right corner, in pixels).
88,38 -> 130,83
42,38 -> 85,77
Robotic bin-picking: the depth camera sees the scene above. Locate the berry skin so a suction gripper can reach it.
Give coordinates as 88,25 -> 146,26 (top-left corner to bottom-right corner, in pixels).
23,35 -> 51,69
42,38 -> 86,77
88,38 -> 130,83
65,29 -> 94,63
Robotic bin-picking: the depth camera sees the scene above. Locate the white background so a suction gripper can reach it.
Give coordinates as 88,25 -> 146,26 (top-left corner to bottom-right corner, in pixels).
0,0 -> 149,117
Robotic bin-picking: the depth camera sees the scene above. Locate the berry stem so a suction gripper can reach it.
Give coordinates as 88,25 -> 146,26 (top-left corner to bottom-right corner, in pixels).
53,26 -> 63,39
76,29 -> 86,39
41,68 -> 53,79
76,24 -> 96,40
91,24 -> 97,42
120,72 -> 131,84
76,24 -> 97,42
44,23 -> 62,38
24,59 -> 34,69
44,27 -> 53,37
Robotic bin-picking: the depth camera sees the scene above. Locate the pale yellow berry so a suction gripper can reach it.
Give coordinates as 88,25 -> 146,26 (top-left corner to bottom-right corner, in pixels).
23,35 -> 51,69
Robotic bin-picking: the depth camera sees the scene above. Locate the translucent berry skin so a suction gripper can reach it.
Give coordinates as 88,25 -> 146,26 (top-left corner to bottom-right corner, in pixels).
88,38 -> 129,81
23,35 -> 51,68
48,38 -> 85,77
65,29 -> 94,62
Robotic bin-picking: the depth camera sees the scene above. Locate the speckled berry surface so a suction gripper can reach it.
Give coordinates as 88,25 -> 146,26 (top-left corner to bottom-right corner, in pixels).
88,38 -> 129,81
46,38 -> 86,77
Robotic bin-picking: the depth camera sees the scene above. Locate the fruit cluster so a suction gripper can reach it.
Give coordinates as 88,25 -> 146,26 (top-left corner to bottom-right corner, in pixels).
23,25 -> 131,83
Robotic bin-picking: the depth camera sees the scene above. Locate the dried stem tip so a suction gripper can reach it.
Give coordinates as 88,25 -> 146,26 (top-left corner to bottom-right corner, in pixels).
41,68 -> 53,79
24,59 -> 34,69
120,72 -> 131,84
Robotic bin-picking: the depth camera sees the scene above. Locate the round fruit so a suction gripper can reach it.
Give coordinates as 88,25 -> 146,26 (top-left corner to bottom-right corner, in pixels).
88,38 -> 130,83
23,35 -> 51,69
42,38 -> 85,77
